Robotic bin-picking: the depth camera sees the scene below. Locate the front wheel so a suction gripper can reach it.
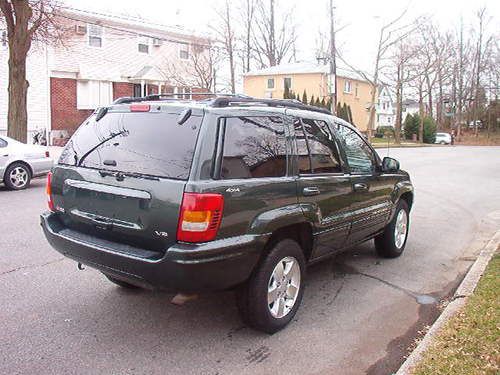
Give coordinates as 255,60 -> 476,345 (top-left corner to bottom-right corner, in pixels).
375,200 -> 410,258
236,239 -> 306,333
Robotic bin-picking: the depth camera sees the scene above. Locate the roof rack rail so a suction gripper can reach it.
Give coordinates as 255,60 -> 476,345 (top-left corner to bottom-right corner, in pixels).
210,96 -> 332,115
113,93 -> 251,105
112,93 -> 332,115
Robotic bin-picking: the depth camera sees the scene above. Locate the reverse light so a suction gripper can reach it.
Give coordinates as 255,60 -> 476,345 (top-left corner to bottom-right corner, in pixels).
46,171 -> 55,212
177,193 -> 224,243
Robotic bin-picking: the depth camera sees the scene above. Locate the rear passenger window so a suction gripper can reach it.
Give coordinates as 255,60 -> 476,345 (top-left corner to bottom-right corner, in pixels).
220,116 -> 286,179
295,118 -> 342,174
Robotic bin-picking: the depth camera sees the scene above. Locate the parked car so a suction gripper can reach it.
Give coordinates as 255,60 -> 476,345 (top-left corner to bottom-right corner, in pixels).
434,132 -> 452,145
0,135 -> 53,190
41,95 -> 414,333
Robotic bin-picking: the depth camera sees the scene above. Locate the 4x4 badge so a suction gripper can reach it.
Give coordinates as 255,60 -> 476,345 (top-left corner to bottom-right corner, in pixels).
155,231 -> 169,238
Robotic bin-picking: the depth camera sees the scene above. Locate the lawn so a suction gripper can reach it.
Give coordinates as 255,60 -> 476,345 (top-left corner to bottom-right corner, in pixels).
412,254 -> 500,375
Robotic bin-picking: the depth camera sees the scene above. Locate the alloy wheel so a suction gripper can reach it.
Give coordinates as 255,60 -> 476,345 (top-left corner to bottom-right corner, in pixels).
267,256 -> 301,319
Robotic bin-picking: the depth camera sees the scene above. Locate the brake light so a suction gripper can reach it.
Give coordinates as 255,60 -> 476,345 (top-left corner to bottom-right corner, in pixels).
177,193 -> 224,243
46,171 -> 55,212
130,104 -> 150,112
45,151 -> 50,158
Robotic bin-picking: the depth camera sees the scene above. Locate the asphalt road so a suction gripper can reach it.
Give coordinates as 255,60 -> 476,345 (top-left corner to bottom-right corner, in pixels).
1,146 -> 499,375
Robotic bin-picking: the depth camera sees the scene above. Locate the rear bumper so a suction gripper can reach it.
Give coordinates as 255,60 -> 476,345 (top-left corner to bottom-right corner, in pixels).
41,212 -> 266,292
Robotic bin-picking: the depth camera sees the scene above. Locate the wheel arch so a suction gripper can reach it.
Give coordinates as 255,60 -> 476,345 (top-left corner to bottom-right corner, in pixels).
3,160 -> 33,181
262,222 -> 314,262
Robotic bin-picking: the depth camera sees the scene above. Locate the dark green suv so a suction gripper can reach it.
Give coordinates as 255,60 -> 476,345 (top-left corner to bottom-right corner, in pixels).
41,95 -> 413,333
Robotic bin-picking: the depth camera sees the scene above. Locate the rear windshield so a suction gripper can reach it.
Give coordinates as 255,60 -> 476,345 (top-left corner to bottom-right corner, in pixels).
59,112 -> 202,179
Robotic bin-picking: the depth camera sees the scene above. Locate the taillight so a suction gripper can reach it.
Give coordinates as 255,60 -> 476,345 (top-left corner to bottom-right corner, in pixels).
177,193 -> 224,243
46,171 -> 55,212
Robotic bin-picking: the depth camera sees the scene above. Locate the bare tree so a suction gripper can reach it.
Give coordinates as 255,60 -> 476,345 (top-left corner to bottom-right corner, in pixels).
336,9 -> 421,139
0,0 -> 62,142
252,0 -> 297,67
161,40 -> 220,92
471,7 -> 490,137
239,0 -> 256,72
388,37 -> 420,144
212,1 -> 236,93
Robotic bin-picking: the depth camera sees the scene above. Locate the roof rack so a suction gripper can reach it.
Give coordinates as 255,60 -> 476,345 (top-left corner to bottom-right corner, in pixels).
112,93 -> 332,115
210,97 -> 332,115
113,93 -> 250,105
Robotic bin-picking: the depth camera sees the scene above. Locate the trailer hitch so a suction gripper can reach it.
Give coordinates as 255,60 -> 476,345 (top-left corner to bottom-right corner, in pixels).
77,262 -> 85,271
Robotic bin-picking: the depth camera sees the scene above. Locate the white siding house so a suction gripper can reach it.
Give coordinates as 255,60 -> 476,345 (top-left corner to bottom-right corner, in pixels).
0,8 -> 210,144
376,85 -> 394,128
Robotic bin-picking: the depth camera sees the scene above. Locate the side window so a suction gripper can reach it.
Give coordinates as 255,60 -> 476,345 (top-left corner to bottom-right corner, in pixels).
295,118 -> 342,174
220,116 -> 286,179
0,138 -> 7,148
335,124 -> 374,174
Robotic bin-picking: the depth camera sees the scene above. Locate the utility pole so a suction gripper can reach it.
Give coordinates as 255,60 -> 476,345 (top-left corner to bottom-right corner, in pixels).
329,0 -> 337,114
472,8 -> 485,137
456,17 -> 464,142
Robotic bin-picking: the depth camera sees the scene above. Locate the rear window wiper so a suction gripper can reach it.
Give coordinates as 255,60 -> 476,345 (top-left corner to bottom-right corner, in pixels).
77,130 -> 129,167
98,170 -> 160,181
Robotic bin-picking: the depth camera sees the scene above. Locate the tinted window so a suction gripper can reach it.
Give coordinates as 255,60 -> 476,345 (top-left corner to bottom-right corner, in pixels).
220,116 -> 286,179
59,112 -> 201,180
295,118 -> 342,174
335,124 -> 374,174
0,138 -> 7,148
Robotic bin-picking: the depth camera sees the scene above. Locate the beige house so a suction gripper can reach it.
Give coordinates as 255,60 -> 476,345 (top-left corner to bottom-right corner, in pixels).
243,62 -> 374,132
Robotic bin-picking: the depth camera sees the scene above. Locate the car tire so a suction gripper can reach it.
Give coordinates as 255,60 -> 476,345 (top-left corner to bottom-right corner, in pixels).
4,162 -> 31,190
375,200 -> 410,258
104,274 -> 140,289
236,239 -> 306,333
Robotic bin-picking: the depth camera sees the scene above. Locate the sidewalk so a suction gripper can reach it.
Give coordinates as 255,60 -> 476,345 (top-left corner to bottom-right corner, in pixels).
397,230 -> 500,374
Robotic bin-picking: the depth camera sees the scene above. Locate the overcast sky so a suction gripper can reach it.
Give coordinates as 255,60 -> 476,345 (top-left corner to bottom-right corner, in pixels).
64,0 -> 499,89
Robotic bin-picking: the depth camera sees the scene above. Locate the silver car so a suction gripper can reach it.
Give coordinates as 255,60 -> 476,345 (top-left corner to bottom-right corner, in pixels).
0,135 -> 53,190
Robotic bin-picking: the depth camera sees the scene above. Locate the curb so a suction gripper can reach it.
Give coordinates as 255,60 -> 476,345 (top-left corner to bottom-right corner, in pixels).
395,230 -> 500,375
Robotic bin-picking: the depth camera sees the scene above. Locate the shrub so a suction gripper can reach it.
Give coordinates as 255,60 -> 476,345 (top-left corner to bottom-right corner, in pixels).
403,113 -> 437,143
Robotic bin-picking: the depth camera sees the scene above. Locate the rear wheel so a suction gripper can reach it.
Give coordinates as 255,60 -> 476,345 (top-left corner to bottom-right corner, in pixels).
375,200 -> 409,258
236,239 -> 306,333
4,162 -> 31,190
104,274 -> 140,289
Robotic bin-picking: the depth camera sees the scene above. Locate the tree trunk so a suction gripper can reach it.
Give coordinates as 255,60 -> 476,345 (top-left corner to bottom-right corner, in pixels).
268,0 -> 276,66
2,0 -> 34,143
7,53 -> 29,143
418,86 -> 424,143
394,66 -> 402,145
225,2 -> 235,94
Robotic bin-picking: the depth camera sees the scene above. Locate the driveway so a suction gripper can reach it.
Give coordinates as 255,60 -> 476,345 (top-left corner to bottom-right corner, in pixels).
1,146 -> 499,375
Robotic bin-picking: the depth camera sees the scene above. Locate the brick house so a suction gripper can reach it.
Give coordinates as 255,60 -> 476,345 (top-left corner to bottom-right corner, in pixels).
0,8 -> 210,144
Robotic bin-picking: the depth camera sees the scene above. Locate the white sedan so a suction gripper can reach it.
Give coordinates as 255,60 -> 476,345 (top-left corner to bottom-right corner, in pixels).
434,132 -> 452,145
0,135 -> 53,190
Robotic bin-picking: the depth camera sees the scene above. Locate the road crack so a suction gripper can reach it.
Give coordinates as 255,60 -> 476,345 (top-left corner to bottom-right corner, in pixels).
0,257 -> 65,277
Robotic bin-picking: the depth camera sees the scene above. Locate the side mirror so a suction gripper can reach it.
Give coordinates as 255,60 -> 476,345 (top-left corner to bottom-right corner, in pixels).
382,157 -> 400,173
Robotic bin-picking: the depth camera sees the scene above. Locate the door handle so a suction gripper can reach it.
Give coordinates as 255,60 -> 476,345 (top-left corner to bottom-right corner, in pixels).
353,183 -> 369,192
303,187 -> 321,196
